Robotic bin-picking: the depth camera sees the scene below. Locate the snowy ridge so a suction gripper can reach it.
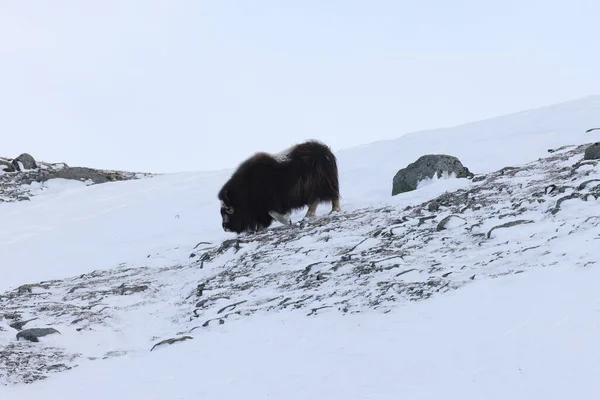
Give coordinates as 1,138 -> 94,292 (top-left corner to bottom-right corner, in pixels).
1,141 -> 598,386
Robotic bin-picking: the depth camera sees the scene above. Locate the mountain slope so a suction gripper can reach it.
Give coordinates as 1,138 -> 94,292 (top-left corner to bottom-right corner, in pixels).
1,96 -> 600,397
1,141 -> 598,390
1,96 -> 599,293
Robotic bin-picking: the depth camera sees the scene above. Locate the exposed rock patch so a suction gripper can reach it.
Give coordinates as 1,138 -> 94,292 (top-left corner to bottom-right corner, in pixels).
42,167 -> 132,184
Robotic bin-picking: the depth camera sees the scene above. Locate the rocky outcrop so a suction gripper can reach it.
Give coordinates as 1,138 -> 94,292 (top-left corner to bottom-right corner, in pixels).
392,154 -> 474,195
1,154 -> 37,172
1,153 -> 153,203
42,167 -> 137,185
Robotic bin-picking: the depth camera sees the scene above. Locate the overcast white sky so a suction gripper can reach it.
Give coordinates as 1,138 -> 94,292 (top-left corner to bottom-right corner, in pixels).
2,0 -> 599,173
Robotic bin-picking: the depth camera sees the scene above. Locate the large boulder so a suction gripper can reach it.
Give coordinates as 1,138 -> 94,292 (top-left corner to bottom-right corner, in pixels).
392,154 -> 473,196
11,153 -> 38,171
584,142 -> 600,160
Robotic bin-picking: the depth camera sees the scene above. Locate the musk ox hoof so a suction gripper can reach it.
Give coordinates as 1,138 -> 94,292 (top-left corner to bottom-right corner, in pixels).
269,211 -> 292,226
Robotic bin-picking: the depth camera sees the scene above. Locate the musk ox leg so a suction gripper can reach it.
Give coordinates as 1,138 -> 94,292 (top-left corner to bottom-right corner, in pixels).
304,199 -> 320,219
330,197 -> 341,213
269,211 -> 292,226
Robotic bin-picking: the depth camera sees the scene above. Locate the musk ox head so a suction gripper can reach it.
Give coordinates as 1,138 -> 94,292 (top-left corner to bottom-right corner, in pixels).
218,189 -> 241,233
218,186 -> 272,234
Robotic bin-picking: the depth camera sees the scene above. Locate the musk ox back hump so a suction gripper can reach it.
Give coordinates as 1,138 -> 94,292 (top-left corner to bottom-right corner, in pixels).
282,140 -> 340,205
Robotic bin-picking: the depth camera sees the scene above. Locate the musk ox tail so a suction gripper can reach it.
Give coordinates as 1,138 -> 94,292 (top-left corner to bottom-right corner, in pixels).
317,145 -> 340,202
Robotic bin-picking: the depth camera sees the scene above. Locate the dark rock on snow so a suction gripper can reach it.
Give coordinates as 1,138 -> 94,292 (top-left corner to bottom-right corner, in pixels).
16,328 -> 60,343
392,154 -> 474,195
584,142 -> 600,160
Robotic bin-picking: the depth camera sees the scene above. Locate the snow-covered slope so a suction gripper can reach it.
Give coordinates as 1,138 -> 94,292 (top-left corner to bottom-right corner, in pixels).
6,263 -> 600,399
1,96 -> 600,397
336,95 -> 600,202
1,96 -> 599,293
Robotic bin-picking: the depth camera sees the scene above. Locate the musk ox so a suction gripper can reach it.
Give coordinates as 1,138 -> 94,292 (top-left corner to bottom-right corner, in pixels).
218,140 -> 341,233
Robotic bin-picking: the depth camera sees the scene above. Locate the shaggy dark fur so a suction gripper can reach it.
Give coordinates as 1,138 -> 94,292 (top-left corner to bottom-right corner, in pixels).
218,140 -> 341,233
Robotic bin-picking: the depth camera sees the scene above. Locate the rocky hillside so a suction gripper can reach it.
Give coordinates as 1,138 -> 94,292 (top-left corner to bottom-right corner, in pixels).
1,153 -> 153,203
1,142 -> 599,386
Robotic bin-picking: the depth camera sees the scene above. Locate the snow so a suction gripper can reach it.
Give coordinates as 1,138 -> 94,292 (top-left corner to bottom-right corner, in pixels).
5,265 -> 600,400
0,171 -> 233,292
1,96 -> 600,397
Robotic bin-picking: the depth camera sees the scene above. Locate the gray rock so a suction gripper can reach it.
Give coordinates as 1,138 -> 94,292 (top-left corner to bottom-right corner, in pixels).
0,158 -> 14,172
392,154 -> 473,195
584,142 -> 600,160
16,327 -> 60,342
150,336 -> 193,351
11,153 -> 38,171
9,318 -> 38,331
427,201 -> 440,212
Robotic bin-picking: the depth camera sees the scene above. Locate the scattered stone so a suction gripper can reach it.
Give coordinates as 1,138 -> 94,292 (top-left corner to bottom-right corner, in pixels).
418,215 -> 436,226
547,145 -> 575,153
486,220 -> 534,239
436,215 -> 467,231
114,283 -> 149,295
150,336 -> 193,351
584,142 -> 600,160
550,193 -> 584,214
578,179 -> 600,190
392,154 -> 474,195
427,201 -> 440,212
9,318 -> 38,331
195,283 -> 205,297
0,158 -> 14,172
1,313 -> 21,320
217,300 -> 247,314
16,283 -> 49,295
16,328 -> 60,343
